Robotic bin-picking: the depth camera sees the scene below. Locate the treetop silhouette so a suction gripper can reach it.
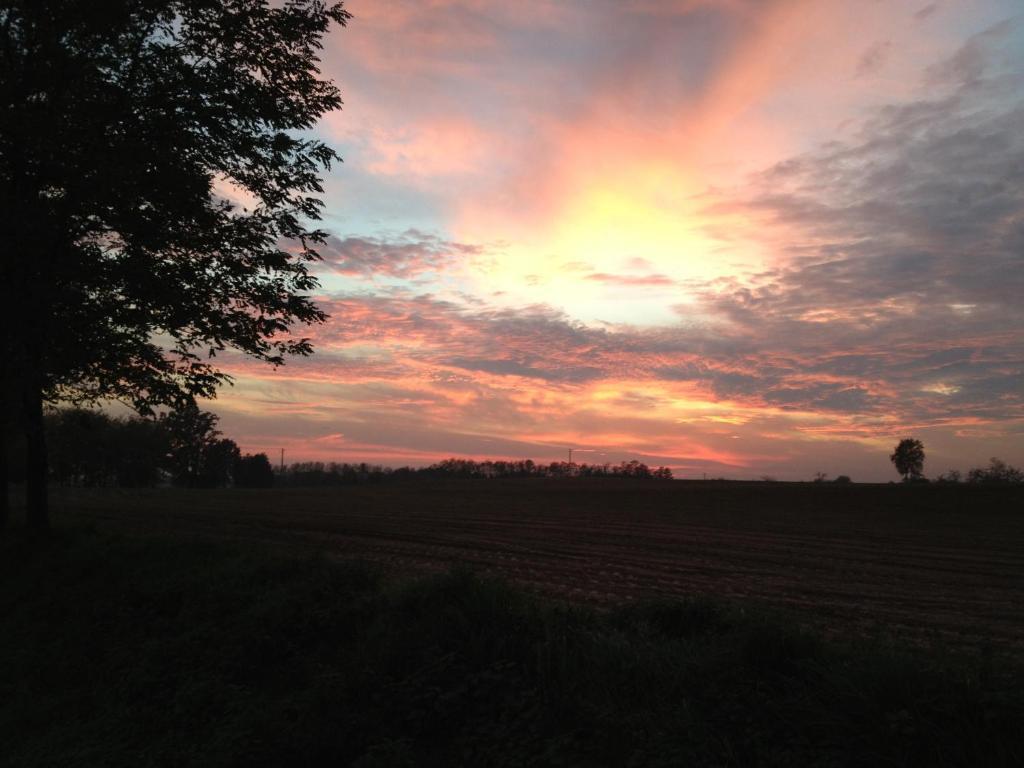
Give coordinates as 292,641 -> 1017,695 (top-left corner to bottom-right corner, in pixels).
890,438 -> 925,482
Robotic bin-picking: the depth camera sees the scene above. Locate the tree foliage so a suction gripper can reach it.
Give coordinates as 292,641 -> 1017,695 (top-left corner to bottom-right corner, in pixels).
273,458 -> 675,486
40,406 -> 241,488
46,408 -> 168,487
160,402 -> 241,488
890,438 -> 925,482
967,458 -> 1023,485
417,458 -> 674,480
236,452 -> 275,488
1,0 -> 349,528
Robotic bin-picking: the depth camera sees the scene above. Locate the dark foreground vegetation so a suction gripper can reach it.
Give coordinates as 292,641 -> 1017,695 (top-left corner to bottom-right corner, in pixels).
1,528 -> 1021,768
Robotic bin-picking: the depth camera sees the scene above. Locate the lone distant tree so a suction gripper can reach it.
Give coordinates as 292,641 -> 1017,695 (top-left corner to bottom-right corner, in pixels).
1,1 -> 350,530
890,439 -> 925,482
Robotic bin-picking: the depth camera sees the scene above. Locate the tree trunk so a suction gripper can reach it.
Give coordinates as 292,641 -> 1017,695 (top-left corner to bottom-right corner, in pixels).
0,330 -> 10,533
24,380 -> 48,534
0,428 -> 8,532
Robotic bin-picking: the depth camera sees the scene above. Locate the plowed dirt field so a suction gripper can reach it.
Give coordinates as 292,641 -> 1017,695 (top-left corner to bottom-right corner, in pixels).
51,479 -> 1024,653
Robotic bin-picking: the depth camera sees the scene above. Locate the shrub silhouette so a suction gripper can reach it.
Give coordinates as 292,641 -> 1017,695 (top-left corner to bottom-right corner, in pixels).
967,458 -> 1023,485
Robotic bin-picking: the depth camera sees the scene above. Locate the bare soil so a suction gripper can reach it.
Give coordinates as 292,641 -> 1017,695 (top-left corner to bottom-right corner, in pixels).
46,479 -> 1024,653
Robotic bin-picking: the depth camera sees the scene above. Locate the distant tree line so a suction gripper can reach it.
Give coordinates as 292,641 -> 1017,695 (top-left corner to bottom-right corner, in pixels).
808,473 -> 853,484
890,438 -> 1022,485
277,462 -> 399,486
15,416 -> 1024,490
5,407 -> 273,489
276,458 -> 674,485
5,409 -> 674,489
936,458 -> 1024,485
418,458 -> 673,480
10,414 -> 680,489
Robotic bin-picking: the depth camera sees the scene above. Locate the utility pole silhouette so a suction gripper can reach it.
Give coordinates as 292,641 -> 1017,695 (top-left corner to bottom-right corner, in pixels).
280,448 -> 285,473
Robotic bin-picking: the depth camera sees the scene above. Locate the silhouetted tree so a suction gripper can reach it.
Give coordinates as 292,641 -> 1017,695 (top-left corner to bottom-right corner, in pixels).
161,404 -> 217,487
0,449 -> 6,530
236,453 -> 275,488
114,417 -> 170,487
47,408 -> 118,487
617,460 -> 651,478
199,438 -> 241,488
890,438 -> 925,482
2,414 -> 25,528
1,1 -> 349,530
161,403 -> 238,488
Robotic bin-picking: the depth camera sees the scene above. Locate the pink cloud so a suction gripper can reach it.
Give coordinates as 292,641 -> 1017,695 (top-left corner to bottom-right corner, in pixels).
201,2 -> 1024,480
360,118 -> 498,179
585,272 -> 676,287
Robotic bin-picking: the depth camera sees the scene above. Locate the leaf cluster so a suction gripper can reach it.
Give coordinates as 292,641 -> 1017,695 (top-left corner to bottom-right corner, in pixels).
0,0 -> 349,413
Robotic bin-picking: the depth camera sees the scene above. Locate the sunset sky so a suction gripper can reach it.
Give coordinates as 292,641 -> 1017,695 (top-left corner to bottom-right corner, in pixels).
215,0 -> 1024,481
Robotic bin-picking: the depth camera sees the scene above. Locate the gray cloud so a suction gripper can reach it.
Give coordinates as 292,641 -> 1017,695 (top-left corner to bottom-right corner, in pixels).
914,3 -> 940,23
924,18 -> 1014,86
303,287 -> 949,422
687,20 -> 1024,423
856,40 -> 892,77
444,356 -> 605,382
318,229 -> 483,279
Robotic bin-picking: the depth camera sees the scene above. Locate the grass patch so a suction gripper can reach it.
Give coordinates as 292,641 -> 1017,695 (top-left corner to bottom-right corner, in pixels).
1,529 -> 1020,767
